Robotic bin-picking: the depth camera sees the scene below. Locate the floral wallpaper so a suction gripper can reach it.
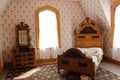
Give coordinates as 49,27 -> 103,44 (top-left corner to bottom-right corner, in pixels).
0,0 -> 118,63
79,0 -> 117,60
0,0 -> 85,63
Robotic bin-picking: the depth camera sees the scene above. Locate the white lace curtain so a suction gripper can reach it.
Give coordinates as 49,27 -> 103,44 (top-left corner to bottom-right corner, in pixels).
38,10 -> 58,59
112,4 -> 120,59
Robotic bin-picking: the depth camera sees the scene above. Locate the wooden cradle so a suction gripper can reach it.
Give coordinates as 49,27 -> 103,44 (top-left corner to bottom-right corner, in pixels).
57,17 -> 103,80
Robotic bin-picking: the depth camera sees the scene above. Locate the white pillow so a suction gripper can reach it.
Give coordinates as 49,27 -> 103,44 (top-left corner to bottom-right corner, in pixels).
84,51 -> 98,59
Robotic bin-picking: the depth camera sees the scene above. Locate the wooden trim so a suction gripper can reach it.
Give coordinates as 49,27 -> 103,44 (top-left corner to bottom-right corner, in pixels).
111,0 -> 120,48
75,17 -> 103,48
58,48 -> 95,80
36,58 -> 56,64
35,10 -> 40,48
57,11 -> 61,47
103,56 -> 120,65
4,58 -> 56,69
35,5 -> 61,48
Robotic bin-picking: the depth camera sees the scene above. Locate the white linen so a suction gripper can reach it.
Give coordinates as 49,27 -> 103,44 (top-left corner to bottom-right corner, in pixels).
92,56 -> 98,66
77,47 -> 103,65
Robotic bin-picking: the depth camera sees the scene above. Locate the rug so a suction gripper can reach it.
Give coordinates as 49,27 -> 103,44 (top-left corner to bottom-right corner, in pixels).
6,67 -> 32,80
6,63 -> 120,80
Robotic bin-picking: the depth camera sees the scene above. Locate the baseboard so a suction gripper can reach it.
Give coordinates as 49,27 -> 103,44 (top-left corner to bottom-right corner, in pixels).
3,58 -> 56,69
5,57 -> 120,69
103,56 -> 120,65
36,58 -> 56,65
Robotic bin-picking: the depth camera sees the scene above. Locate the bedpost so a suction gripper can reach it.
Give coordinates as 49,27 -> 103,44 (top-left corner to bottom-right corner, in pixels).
57,55 -> 60,73
91,63 -> 95,80
91,76 -> 95,80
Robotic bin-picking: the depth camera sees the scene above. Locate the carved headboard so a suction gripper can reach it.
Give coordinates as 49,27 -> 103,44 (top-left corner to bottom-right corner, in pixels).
75,17 -> 103,48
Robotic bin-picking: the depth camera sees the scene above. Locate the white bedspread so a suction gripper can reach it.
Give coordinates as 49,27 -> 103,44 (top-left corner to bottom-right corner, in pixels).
77,47 -> 103,66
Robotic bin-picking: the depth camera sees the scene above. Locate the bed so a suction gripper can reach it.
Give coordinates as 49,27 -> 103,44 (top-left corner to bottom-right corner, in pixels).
57,17 -> 103,80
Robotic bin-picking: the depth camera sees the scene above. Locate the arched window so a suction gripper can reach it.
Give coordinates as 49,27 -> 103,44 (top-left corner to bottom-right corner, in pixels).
111,0 -> 120,59
113,5 -> 120,48
35,5 -> 61,49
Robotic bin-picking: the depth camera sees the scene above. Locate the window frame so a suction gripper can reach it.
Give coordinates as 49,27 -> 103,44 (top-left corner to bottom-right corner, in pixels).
35,5 -> 61,48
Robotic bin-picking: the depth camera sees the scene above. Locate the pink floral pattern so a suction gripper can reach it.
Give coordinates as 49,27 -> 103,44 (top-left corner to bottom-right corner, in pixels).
0,0 -> 117,63
0,0 -> 85,63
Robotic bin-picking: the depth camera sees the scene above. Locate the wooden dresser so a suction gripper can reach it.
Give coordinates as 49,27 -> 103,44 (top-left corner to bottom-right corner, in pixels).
13,48 -> 36,68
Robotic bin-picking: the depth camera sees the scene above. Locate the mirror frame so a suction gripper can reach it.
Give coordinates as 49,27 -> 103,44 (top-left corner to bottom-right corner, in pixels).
16,22 -> 30,51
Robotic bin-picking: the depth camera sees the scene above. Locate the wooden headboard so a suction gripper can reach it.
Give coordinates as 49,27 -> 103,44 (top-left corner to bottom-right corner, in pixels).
74,17 -> 103,48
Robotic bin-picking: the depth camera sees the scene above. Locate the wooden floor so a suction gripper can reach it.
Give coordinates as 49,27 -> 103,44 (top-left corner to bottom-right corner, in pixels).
100,61 -> 120,76
0,61 -> 120,80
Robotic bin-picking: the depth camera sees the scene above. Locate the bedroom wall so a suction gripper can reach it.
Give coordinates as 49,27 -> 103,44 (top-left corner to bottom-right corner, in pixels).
0,0 -> 118,63
99,0 -> 115,26
0,0 -> 85,63
79,0 -> 118,60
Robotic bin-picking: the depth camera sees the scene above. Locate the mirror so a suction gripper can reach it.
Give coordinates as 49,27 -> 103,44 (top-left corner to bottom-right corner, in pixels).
16,22 -> 30,51
18,30 -> 28,46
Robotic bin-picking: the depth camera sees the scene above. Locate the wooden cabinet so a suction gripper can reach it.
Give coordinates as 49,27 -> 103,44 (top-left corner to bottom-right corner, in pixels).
13,22 -> 36,69
13,48 -> 36,68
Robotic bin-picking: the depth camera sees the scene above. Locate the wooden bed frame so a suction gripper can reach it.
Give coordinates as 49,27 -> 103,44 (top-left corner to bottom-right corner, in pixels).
57,17 -> 103,80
